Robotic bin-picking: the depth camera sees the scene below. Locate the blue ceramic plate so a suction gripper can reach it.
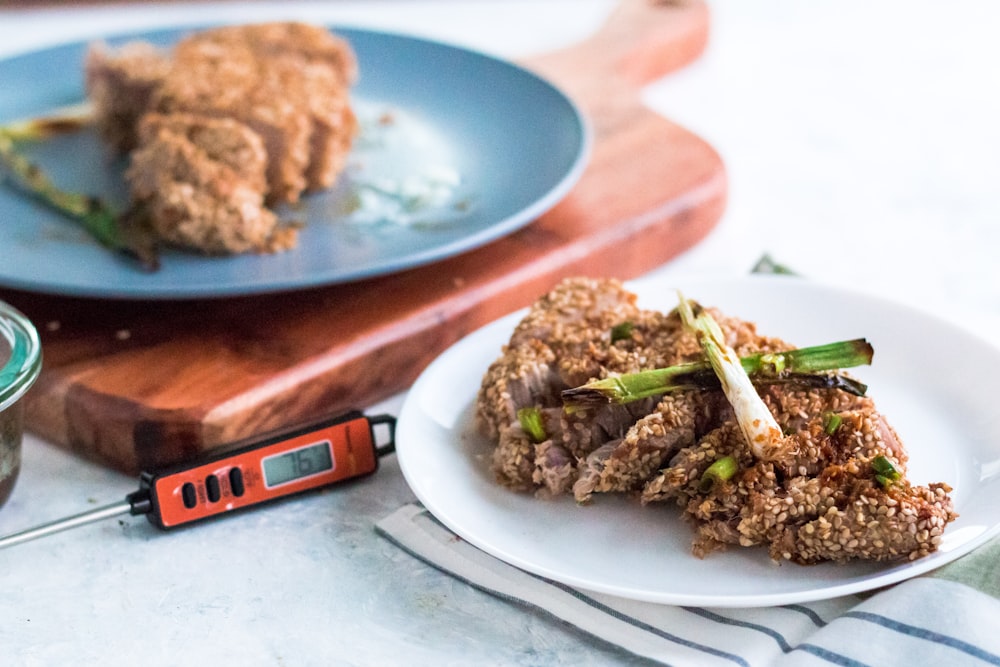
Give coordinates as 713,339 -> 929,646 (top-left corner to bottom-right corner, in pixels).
0,26 -> 589,299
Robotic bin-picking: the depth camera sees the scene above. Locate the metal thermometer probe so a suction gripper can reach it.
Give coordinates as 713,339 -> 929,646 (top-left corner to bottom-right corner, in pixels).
0,411 -> 395,549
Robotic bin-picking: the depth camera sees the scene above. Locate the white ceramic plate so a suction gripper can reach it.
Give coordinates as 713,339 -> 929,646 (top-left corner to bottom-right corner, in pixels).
396,275 -> 1000,607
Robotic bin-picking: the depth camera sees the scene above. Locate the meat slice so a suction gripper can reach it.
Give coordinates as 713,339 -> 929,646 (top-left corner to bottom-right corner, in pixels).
641,420 -> 750,504
476,339 -> 559,443
738,461 -> 956,564
125,113 -> 293,254
85,41 -> 171,152
299,62 -> 358,192
533,440 -> 577,497
573,392 -> 722,503
84,20 -> 359,253
153,40 -> 312,204
166,23 -> 359,200
558,398 -> 651,460
137,112 -> 268,192
180,22 -> 357,85
642,396 -> 957,563
490,407 -> 569,493
476,278 -> 642,441
478,277 -> 655,492
760,385 -> 876,477
492,425 -> 536,492
776,477 -> 956,564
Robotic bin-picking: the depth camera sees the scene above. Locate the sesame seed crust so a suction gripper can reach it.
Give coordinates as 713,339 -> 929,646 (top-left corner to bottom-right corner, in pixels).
573,392 -> 713,503
476,277 -> 958,565
492,424 -> 536,491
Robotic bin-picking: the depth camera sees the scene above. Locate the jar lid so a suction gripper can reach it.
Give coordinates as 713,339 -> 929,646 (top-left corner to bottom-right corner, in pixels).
0,301 -> 42,413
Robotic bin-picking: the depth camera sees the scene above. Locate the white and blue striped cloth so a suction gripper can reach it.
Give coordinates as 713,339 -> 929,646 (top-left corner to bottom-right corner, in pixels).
377,503 -> 1000,667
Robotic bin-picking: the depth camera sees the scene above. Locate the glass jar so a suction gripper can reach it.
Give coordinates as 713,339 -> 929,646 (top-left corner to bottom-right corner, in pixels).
0,300 -> 42,508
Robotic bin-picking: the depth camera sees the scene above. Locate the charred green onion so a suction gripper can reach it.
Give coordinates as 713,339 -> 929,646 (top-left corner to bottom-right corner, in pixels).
0,108 -> 159,270
751,254 -> 798,276
823,412 -> 843,435
562,339 -> 872,408
699,456 -> 738,493
0,102 -> 93,141
678,294 -> 789,461
517,407 -> 547,444
610,321 -> 635,343
872,455 -> 901,489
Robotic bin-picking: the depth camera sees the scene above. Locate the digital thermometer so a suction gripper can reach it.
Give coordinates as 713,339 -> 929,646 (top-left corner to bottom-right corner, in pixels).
0,411 -> 395,548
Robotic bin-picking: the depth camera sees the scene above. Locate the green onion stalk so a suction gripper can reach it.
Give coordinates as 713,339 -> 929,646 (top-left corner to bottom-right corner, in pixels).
517,407 -> 548,444
823,411 -> 843,435
699,455 -> 739,493
562,339 -> 872,409
677,294 -> 790,462
871,455 -> 901,489
0,105 -> 159,270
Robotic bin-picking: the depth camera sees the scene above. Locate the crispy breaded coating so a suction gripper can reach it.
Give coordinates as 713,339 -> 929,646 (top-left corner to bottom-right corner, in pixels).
573,392 -> 709,503
476,277 -> 639,440
476,277 -> 958,565
84,22 -> 358,254
642,394 -> 957,562
174,22 -> 358,194
492,424 -> 536,493
184,22 -> 357,85
126,113 -> 290,254
85,41 -> 172,152
156,39 -> 314,204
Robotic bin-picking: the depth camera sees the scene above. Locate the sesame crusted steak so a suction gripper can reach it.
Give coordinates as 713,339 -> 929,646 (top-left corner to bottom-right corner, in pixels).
475,277 -> 957,564
125,113 -> 291,254
85,41 -> 172,153
640,391 -> 955,563
84,22 -> 358,255
175,22 -> 358,194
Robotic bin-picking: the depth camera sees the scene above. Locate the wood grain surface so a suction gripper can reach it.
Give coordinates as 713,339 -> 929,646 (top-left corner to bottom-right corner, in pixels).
1,0 -> 727,473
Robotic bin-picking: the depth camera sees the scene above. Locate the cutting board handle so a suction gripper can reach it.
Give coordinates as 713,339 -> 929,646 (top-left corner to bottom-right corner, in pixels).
528,0 -> 709,129
593,0 -> 710,86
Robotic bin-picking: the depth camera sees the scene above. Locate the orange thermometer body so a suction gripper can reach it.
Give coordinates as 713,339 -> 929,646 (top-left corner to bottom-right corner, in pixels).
0,412 -> 394,549
130,411 -> 392,529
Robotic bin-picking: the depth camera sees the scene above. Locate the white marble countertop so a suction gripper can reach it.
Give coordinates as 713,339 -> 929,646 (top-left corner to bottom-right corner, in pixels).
1,1 -> 998,665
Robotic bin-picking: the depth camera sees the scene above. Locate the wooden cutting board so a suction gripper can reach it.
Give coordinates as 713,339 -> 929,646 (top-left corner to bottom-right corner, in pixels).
2,0 -> 726,474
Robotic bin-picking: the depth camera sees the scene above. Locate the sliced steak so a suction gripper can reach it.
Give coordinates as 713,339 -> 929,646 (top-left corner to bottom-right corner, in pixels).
85,41 -> 171,152
125,113 -> 291,253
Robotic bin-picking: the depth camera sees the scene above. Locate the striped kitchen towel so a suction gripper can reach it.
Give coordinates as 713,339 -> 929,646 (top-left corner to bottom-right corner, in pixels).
376,503 -> 1000,667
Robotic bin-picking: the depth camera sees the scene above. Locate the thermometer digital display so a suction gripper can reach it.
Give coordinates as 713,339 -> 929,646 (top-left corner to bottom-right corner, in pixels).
0,411 -> 396,548
262,440 -> 335,488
